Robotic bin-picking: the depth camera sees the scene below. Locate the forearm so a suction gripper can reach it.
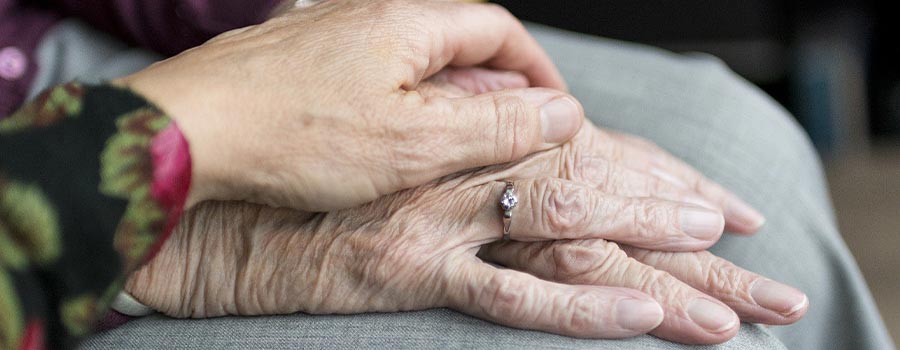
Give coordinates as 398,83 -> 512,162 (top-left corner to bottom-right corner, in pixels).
0,83 -> 191,349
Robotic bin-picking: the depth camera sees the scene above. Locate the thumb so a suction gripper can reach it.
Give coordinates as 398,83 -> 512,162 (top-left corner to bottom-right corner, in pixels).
422,88 -> 583,174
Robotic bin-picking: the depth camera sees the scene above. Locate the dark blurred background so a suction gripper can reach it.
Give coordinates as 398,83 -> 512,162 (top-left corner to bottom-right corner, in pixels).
491,0 -> 899,340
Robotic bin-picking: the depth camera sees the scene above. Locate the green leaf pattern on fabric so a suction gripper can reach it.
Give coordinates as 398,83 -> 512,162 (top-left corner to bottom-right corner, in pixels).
0,269 -> 24,350
0,223 -> 29,270
0,181 -> 61,266
1,83 -> 182,346
60,294 -> 99,337
0,83 -> 84,134
100,108 -> 171,269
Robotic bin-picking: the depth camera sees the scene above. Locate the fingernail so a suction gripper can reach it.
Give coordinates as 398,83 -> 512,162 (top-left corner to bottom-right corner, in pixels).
725,196 -> 766,231
539,96 -> 581,143
750,279 -> 808,316
616,298 -> 664,332
687,298 -> 737,333
679,207 -> 725,240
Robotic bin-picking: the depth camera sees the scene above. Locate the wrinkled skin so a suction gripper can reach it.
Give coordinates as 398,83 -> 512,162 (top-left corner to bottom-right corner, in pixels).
116,0 -> 584,211
127,71 -> 807,345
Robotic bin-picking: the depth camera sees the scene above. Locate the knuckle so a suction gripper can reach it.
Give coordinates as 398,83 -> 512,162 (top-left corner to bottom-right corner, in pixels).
606,251 -> 686,300
482,271 -> 528,318
550,241 -> 622,283
490,94 -> 534,162
565,293 -> 601,334
550,243 -> 599,280
594,249 -> 635,284
638,267 -> 686,301
538,181 -> 591,236
702,256 -> 747,298
631,200 -> 674,239
566,153 -> 618,191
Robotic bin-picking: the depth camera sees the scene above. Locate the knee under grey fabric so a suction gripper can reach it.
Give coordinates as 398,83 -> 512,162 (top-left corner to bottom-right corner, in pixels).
80,310 -> 783,350
526,24 -> 894,350
30,20 -> 890,350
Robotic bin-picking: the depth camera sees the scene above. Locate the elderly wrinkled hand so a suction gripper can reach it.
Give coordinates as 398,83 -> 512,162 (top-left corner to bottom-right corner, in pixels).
126,71 -> 805,345
114,0 -> 583,212
478,239 -> 807,344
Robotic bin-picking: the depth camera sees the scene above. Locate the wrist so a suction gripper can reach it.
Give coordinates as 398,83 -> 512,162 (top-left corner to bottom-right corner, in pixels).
125,201 -> 262,318
112,75 -> 211,208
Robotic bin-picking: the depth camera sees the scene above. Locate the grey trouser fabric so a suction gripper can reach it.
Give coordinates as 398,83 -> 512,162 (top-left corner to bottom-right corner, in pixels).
29,20 -> 891,350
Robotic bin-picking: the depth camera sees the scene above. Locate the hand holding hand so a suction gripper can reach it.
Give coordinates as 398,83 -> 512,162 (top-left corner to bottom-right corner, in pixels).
116,0 -> 582,211
125,71 -> 798,345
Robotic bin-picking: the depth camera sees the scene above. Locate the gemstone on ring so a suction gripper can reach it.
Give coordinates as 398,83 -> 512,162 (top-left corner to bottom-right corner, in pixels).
500,188 -> 518,211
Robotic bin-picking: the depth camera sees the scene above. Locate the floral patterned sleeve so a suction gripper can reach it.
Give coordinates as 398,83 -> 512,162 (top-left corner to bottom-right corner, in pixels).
0,83 -> 192,350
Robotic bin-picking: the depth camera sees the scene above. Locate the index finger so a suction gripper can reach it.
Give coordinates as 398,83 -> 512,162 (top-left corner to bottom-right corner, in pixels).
442,257 -> 662,338
413,1 -> 567,90
598,130 -> 766,234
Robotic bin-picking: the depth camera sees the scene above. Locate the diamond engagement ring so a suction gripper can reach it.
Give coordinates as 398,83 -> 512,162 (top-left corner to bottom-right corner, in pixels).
499,181 -> 518,241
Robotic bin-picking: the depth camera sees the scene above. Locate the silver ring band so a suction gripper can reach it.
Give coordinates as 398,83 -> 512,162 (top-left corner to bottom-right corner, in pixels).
499,181 -> 518,241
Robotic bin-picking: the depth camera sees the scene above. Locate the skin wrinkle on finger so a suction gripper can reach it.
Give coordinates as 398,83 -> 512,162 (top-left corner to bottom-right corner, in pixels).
416,84 -> 584,180
633,249 -> 748,303
484,270 -> 532,324
603,131 -> 765,234
630,199 -> 660,242
460,121 -> 705,231
418,69 -> 740,239
623,247 -> 808,324
455,262 -> 656,338
539,180 -> 593,238
549,240 -> 623,282
479,240 -> 744,344
492,94 -> 528,163
564,290 -> 598,334
565,147 -> 657,198
555,135 -> 711,208
467,178 -> 719,250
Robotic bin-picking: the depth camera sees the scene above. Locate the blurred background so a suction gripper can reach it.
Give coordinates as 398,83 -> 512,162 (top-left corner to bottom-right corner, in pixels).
491,0 -> 899,341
